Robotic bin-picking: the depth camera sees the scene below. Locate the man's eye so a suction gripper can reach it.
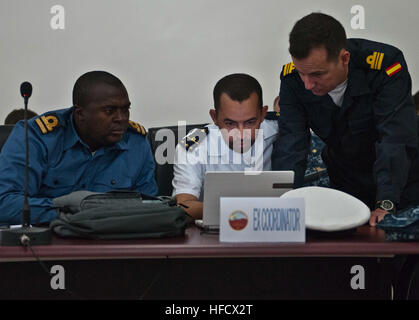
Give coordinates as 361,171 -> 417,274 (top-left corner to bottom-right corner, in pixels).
103,106 -> 130,115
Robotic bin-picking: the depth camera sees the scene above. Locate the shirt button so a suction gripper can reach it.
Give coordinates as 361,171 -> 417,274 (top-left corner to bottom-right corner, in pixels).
111,180 -> 116,185
81,184 -> 86,188
54,180 -> 58,185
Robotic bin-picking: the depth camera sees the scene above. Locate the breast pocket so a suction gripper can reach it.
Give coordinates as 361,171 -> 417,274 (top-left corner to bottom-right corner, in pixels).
41,174 -> 77,197
92,175 -> 134,192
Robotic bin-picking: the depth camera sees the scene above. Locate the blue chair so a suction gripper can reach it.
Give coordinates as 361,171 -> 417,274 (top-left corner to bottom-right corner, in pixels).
147,123 -> 208,196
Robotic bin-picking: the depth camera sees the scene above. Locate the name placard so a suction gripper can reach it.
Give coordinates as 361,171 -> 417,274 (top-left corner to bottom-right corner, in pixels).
220,197 -> 305,243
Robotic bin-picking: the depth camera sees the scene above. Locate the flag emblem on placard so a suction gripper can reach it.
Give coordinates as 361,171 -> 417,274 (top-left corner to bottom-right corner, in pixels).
228,210 -> 248,231
385,63 -> 402,77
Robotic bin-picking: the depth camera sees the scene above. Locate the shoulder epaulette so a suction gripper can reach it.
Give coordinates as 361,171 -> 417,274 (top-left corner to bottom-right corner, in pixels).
128,120 -> 147,136
281,62 -> 296,78
348,39 -> 404,77
265,111 -> 280,120
34,113 -> 60,134
365,51 -> 403,76
179,127 -> 209,151
365,51 -> 385,71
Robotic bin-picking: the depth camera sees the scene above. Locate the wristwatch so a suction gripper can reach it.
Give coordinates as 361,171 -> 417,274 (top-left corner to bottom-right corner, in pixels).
376,200 -> 395,212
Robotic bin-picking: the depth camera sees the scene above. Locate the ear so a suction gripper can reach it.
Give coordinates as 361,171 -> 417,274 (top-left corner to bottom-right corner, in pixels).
274,96 -> 280,113
209,109 -> 218,125
340,49 -> 350,66
260,105 -> 268,121
73,105 -> 86,122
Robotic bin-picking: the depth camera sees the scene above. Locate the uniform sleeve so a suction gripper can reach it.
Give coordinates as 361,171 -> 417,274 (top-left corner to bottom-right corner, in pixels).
134,137 -> 158,196
271,78 -> 311,187
172,144 -> 204,199
372,52 -> 418,204
0,122 -> 58,225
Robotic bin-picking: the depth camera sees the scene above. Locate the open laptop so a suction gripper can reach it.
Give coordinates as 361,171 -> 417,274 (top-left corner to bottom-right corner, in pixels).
195,171 -> 294,231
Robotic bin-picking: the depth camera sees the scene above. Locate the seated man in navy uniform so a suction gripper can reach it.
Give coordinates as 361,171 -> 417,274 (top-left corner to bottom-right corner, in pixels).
0,71 -> 158,225
172,73 -> 278,219
272,12 -> 419,227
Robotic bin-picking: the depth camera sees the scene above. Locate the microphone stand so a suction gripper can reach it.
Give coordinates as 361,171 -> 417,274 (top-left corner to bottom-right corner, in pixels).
22,95 -> 30,228
0,84 -> 51,246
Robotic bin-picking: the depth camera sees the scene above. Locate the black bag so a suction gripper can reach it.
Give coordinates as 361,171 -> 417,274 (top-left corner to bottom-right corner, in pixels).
50,191 -> 191,239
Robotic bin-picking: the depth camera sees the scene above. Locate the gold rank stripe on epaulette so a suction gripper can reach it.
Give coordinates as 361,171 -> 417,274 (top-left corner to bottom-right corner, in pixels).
385,62 -> 402,77
180,127 -> 208,151
282,62 -> 295,77
35,115 -> 59,134
366,51 -> 385,70
129,121 -> 146,136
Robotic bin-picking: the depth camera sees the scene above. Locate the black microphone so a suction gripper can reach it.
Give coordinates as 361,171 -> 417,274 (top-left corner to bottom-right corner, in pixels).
0,81 -> 51,246
20,82 -> 32,100
20,82 -> 32,228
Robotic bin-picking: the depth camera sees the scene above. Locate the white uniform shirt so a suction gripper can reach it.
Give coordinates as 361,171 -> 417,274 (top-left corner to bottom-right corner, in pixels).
172,120 -> 278,200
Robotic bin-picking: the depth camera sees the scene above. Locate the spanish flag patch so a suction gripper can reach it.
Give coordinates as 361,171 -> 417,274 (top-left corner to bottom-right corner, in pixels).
385,62 -> 402,77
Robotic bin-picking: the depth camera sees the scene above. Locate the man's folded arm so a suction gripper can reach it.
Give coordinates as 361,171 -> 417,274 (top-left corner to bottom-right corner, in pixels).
0,193 -> 57,225
0,123 -> 58,225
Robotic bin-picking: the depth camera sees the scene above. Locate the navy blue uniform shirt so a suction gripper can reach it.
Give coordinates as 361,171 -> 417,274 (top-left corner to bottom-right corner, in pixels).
0,107 -> 158,224
272,38 -> 419,209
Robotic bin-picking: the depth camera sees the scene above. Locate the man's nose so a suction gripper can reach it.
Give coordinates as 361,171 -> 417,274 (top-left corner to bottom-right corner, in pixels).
113,108 -> 129,122
301,75 -> 316,91
236,125 -> 250,140
234,125 -> 251,140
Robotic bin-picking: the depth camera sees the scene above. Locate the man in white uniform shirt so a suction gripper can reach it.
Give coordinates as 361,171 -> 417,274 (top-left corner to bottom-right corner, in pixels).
172,73 -> 278,219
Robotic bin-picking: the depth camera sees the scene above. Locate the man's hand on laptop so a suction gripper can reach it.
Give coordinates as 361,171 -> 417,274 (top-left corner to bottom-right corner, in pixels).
176,193 -> 203,220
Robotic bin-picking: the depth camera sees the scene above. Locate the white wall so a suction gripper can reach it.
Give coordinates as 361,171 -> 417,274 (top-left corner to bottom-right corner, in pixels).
1,0 -> 418,128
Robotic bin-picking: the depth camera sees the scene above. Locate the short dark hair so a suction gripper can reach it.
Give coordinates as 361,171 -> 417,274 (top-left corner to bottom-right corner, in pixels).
213,73 -> 263,111
4,108 -> 38,125
289,12 -> 347,61
72,71 -> 126,107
